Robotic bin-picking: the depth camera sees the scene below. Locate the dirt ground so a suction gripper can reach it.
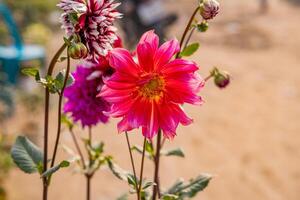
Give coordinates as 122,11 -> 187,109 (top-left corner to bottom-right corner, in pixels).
3,0 -> 300,199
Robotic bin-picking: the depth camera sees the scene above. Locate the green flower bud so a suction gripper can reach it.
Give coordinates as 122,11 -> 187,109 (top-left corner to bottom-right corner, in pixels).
213,70 -> 230,89
68,42 -> 88,60
197,21 -> 209,32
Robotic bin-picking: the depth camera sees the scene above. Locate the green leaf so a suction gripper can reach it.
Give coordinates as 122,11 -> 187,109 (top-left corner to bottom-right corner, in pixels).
11,136 -> 43,174
165,174 -> 212,199
161,148 -> 185,158
40,160 -> 70,178
54,70 -> 74,90
179,43 -> 200,57
180,174 -> 212,198
142,181 -> 155,190
107,160 -> 139,190
61,114 -> 74,130
127,173 -> 138,188
57,56 -> 68,62
166,179 -> 185,195
145,140 -> 154,157
116,194 -> 128,200
131,143 -> 154,160
162,194 -> 179,200
21,67 -> 40,81
107,160 -> 129,181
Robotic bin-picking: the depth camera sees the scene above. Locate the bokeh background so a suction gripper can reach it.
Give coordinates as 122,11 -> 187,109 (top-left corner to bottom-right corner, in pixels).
0,0 -> 300,199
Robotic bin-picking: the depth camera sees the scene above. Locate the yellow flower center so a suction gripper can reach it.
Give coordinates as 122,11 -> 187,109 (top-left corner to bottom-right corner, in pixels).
138,75 -> 165,101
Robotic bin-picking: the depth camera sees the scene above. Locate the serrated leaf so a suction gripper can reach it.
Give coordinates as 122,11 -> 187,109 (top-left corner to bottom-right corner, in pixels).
21,67 -> 40,81
179,43 -> 200,57
107,160 -> 129,181
11,136 -> 43,174
181,174 -> 212,198
166,179 -> 185,194
40,160 -> 70,178
162,148 -> 185,158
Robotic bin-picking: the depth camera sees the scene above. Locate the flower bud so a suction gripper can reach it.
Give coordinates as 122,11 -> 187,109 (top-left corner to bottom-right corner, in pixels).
197,21 -> 209,32
200,0 -> 220,20
214,71 -> 230,89
68,42 -> 88,60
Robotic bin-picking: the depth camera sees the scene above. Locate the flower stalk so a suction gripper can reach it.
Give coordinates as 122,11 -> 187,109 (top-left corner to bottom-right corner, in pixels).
137,138 -> 147,199
125,132 -> 139,199
176,7 -> 200,58
152,129 -> 162,200
50,53 -> 71,170
43,42 -> 68,200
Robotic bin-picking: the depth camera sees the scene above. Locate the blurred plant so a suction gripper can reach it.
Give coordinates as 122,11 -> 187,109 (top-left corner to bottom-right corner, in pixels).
24,23 -> 52,45
0,75 -> 14,123
3,0 -> 56,28
0,135 -> 13,200
61,115 -> 113,200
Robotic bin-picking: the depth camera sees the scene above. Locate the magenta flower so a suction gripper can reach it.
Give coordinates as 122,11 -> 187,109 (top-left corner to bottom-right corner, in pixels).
98,31 -> 204,139
57,0 -> 122,61
64,65 -> 110,128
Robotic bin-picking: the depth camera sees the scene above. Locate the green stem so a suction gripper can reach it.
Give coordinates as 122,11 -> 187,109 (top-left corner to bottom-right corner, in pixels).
125,132 -> 139,200
176,7 -> 200,58
43,42 -> 67,200
70,128 -> 86,168
183,26 -> 196,50
138,138 -> 147,199
152,129 -> 162,200
86,174 -> 91,200
50,53 -> 71,169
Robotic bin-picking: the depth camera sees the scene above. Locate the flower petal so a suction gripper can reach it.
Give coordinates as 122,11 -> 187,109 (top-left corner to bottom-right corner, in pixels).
161,59 -> 199,75
109,48 -> 140,77
154,39 -> 180,70
139,30 -> 159,51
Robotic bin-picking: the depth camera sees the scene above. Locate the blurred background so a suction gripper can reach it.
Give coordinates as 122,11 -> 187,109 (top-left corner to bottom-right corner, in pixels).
0,0 -> 300,199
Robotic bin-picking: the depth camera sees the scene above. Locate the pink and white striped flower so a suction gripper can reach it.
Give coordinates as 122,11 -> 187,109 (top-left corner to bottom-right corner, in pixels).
57,0 -> 122,61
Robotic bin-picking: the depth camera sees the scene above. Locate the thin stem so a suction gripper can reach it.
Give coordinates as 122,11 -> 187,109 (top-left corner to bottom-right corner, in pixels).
205,74 -> 213,82
160,137 -> 166,149
70,128 -> 86,168
125,131 -> 137,182
43,42 -> 67,200
183,26 -> 196,49
88,127 -> 92,166
152,129 -> 162,200
138,138 -> 147,199
86,127 -> 93,200
50,54 -> 71,169
176,7 -> 200,58
86,175 -> 91,200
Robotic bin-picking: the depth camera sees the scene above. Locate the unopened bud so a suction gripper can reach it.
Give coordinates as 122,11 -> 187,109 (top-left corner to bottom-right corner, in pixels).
68,42 -> 88,59
213,70 -> 230,89
200,0 -> 220,20
197,21 -> 209,32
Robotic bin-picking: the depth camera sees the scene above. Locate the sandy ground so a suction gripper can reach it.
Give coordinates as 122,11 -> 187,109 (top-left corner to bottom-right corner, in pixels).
3,0 -> 300,199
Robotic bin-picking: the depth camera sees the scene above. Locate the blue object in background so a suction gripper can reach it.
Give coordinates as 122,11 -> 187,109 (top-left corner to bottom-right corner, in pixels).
0,3 -> 45,84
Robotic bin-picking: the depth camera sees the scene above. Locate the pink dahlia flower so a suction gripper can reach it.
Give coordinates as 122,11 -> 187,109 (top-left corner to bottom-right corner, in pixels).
64,65 -> 110,128
98,30 -> 204,139
57,0 -> 122,61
